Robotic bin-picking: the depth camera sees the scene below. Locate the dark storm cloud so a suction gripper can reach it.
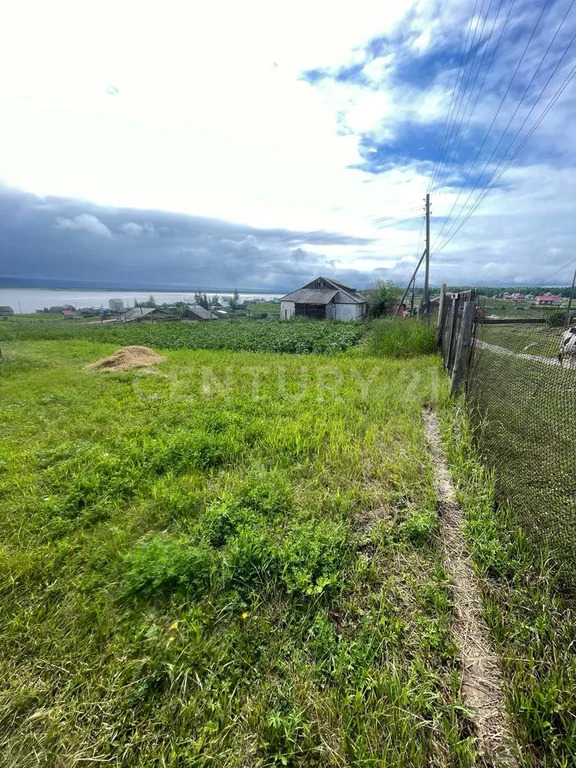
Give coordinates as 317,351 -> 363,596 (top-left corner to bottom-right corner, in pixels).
0,187 -> 375,291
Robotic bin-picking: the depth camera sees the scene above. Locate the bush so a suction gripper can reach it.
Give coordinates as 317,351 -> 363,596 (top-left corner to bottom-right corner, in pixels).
368,318 -> 437,358
546,310 -> 566,327
123,535 -> 215,596
366,279 -> 400,318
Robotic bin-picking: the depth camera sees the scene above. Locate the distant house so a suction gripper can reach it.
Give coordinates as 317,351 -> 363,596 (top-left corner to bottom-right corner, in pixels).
185,304 -> 216,321
280,276 -> 368,321
109,298 -> 124,312
536,293 -> 563,306
120,307 -> 164,323
62,310 -> 75,318
0,306 -> 14,318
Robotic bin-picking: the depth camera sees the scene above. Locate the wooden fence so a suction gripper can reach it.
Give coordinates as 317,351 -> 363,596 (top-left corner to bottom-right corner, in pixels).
436,286 -> 478,396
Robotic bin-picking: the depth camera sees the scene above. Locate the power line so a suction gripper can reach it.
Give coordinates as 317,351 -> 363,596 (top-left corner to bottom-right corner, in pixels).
435,24 -> 576,252
374,215 -> 423,229
435,61 -> 576,253
432,0 -> 495,194
428,0 -> 485,193
433,0 -> 554,246
434,0 -> 512,199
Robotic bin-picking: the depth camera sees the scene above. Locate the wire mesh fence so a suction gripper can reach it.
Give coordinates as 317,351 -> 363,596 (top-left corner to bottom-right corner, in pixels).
457,303 -> 576,589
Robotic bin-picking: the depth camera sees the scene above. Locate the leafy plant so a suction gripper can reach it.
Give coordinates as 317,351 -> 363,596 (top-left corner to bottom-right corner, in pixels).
123,535 -> 215,596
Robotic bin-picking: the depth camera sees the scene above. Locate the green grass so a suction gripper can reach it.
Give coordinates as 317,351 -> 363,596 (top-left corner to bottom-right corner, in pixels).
481,323 -> 564,357
0,339 -> 478,767
440,406 -> 576,767
246,301 -> 281,315
367,318 -> 437,358
0,317 -> 365,355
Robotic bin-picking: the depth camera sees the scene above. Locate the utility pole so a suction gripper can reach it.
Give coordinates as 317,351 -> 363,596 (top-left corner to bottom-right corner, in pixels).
566,262 -> 576,326
423,193 -> 430,313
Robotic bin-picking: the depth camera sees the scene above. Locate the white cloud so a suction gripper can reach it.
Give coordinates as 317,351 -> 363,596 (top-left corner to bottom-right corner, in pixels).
55,213 -> 112,238
121,222 -> 156,237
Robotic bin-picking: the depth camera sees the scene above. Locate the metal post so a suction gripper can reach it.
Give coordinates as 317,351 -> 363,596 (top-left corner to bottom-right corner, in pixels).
450,301 -> 475,396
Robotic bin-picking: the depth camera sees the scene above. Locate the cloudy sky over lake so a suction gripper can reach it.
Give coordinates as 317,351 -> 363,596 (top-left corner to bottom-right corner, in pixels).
1,0 -> 575,290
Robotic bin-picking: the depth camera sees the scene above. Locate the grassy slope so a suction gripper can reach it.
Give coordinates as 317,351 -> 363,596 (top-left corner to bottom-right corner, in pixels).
440,407 -> 576,768
0,340 -> 477,767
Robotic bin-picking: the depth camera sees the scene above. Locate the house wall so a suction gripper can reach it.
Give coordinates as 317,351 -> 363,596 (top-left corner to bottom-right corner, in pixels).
334,303 -> 366,321
280,301 -> 295,319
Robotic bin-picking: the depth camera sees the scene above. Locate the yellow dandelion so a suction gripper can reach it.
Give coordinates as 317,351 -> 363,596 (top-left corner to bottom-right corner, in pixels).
169,620 -> 179,630
241,612 -> 249,619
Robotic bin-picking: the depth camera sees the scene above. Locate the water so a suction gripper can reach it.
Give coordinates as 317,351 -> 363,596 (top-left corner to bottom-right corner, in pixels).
0,288 -> 281,314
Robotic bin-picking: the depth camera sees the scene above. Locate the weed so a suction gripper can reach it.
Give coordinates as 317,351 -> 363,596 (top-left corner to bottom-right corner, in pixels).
123,535 -> 216,596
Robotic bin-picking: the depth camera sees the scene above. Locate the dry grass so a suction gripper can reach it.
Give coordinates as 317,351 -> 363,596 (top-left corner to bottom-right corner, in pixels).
86,345 -> 165,372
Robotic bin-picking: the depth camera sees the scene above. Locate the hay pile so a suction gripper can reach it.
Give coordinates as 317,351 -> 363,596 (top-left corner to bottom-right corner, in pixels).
87,346 -> 165,372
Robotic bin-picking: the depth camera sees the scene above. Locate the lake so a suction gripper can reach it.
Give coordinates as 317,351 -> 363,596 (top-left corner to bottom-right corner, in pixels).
0,288 -> 281,314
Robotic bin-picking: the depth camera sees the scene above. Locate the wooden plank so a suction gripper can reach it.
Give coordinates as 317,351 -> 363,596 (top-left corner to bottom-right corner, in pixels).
450,301 -> 475,396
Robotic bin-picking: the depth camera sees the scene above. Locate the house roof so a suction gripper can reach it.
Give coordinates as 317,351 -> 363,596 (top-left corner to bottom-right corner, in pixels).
186,304 -> 214,320
280,288 -> 338,305
280,276 -> 367,305
0,306 -> 14,313
536,294 -> 562,301
121,307 -> 158,322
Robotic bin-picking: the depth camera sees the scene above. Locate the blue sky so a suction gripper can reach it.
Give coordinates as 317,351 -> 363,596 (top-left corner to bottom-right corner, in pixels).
0,0 -> 575,289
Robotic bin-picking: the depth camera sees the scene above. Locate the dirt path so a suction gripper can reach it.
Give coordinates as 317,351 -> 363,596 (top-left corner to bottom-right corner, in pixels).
423,410 -> 518,768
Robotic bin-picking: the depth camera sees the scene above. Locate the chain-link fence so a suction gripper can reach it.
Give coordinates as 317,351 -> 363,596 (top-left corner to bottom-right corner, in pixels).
446,300 -> 576,588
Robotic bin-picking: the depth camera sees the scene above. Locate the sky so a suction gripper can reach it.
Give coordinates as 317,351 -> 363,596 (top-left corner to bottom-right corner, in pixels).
0,0 -> 575,290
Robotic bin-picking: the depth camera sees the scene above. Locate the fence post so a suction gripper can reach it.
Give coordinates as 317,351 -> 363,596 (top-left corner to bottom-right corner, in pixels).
446,296 -> 459,370
436,283 -> 446,347
450,301 -> 475,396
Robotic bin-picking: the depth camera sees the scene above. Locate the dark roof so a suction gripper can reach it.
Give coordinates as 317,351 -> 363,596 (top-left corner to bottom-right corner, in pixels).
280,288 -> 338,304
280,276 -> 367,305
186,304 -> 214,320
0,306 -> 14,313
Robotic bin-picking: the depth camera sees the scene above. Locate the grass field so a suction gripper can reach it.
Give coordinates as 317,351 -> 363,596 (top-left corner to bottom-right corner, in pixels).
3,319 -> 576,766
0,337 -> 483,767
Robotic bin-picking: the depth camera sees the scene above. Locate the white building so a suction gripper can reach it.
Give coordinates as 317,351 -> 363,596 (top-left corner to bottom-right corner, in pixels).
109,298 -> 124,312
280,276 -> 368,321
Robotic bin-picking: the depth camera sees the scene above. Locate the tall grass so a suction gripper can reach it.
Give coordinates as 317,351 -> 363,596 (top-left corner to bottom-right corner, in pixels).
368,318 -> 437,358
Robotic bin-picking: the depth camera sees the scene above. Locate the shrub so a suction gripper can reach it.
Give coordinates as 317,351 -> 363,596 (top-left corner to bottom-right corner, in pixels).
546,309 -> 566,327
368,318 -> 437,358
123,535 -> 215,596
